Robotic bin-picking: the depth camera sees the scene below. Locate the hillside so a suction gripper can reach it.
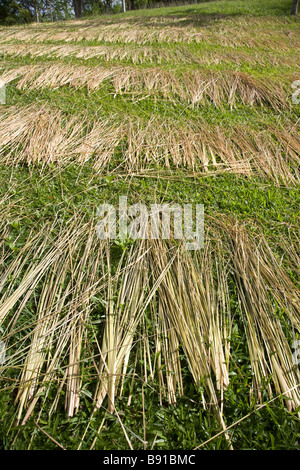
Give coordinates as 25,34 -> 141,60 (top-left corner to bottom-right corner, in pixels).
0,0 -> 299,450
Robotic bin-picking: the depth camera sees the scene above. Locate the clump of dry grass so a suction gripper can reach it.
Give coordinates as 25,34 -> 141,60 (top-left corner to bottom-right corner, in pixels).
0,216 -> 108,423
0,106 -> 121,169
2,43 -> 297,69
124,118 -> 300,184
0,215 -> 299,445
0,65 -> 288,110
0,105 -> 299,184
224,218 -> 300,410
0,17 -> 298,51
0,43 -> 193,66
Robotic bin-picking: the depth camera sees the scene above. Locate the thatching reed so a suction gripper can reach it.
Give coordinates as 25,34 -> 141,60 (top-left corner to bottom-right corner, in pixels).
0,214 -> 299,447
0,106 -> 299,184
0,64 -> 287,110
0,17 -> 298,51
0,43 -> 192,66
1,43 -> 298,69
0,106 -> 122,170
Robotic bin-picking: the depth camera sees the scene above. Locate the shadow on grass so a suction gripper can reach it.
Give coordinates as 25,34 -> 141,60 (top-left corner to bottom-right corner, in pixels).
52,11 -> 240,30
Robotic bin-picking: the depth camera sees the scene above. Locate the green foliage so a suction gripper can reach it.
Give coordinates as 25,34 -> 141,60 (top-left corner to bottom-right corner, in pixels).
0,0 -> 33,25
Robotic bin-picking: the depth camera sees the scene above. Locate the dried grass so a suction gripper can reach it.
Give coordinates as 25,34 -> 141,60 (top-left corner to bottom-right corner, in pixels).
0,19 -> 298,51
0,43 -> 192,65
0,64 -> 288,110
0,106 -> 121,169
2,43 -> 297,69
0,105 -> 299,184
224,218 -> 300,410
0,215 -> 299,438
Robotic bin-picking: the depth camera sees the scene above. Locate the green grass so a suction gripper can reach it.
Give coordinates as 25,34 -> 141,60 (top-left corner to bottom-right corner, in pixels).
83,0 -> 296,19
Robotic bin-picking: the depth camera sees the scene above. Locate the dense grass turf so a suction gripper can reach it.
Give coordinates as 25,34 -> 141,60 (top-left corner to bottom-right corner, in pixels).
0,0 -> 299,450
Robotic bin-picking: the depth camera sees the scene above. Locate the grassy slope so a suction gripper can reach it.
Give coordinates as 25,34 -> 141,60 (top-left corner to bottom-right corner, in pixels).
0,0 -> 299,450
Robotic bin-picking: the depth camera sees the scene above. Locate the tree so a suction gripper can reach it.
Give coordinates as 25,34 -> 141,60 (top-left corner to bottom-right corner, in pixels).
73,0 -> 83,18
127,0 -> 134,10
0,0 -> 34,24
291,0 -> 299,15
